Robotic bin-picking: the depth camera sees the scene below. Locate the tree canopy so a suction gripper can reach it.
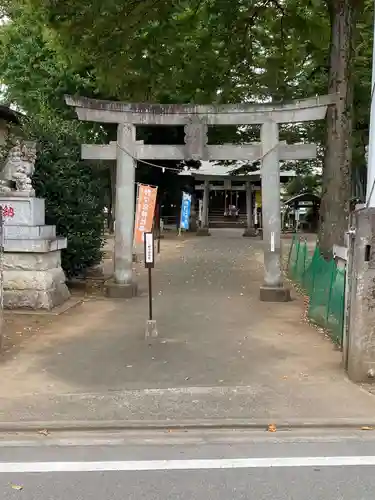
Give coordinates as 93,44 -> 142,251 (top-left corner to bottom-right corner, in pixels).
0,0 -> 372,254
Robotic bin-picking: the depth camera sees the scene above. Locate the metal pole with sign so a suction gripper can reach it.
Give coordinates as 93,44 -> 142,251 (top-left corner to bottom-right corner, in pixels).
144,231 -> 157,338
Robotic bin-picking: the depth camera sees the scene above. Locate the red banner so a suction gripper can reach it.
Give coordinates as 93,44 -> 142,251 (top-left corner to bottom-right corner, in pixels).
134,184 -> 158,245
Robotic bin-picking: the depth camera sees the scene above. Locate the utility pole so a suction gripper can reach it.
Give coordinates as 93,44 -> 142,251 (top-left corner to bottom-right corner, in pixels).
346,3 -> 375,382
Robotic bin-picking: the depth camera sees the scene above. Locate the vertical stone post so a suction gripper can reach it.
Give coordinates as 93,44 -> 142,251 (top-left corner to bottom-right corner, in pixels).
106,123 -> 137,298
259,121 -> 290,302
243,181 -> 256,237
347,208 -> 375,382
197,179 -> 210,236
189,194 -> 197,232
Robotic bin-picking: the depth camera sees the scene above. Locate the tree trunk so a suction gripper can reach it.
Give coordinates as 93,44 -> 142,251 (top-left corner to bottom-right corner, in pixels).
318,0 -> 361,256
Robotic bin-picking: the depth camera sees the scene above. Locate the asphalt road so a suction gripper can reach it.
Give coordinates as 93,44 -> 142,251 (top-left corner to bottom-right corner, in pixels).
1,429 -> 375,499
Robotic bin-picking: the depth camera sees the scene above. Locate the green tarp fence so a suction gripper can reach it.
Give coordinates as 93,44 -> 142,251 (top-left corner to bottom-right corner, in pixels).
287,235 -> 345,346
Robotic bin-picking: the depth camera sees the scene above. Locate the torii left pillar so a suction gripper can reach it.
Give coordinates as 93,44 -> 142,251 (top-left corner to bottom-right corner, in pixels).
259,121 -> 290,302
197,179 -> 210,236
106,123 -> 138,298
243,182 -> 257,237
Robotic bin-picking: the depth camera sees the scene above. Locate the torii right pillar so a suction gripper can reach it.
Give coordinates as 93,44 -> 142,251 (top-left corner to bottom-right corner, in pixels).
259,121 -> 291,302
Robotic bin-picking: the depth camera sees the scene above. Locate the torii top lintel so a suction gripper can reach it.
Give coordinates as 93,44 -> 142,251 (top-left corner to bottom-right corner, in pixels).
65,95 -> 336,126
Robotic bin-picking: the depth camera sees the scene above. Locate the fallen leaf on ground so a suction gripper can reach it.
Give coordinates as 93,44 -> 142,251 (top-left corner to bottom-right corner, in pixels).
361,426 -> 374,431
268,424 -> 277,433
11,485 -> 23,491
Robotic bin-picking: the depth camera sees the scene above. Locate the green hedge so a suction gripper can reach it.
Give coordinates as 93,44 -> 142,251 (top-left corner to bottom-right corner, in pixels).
24,114 -> 106,278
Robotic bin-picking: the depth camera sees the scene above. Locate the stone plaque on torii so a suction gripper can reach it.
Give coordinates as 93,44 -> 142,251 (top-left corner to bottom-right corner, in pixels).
65,95 -> 335,302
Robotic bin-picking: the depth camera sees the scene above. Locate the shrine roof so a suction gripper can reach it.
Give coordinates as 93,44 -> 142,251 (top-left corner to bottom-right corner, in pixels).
179,162 -> 296,181
65,95 -> 336,125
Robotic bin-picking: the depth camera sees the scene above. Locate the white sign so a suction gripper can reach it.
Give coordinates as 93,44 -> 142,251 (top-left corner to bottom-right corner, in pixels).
144,232 -> 154,267
270,232 -> 275,252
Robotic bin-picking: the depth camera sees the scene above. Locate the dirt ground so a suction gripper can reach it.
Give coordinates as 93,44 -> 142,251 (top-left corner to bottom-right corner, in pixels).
1,313 -> 53,360
0,232 -> 317,365
1,229 -> 375,426
0,232 -> 195,362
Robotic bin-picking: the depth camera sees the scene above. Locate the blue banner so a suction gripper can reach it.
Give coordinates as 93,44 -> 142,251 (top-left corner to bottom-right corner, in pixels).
180,192 -> 192,230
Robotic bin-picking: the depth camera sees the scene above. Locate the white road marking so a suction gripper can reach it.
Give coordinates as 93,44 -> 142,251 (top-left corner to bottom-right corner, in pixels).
1,456 -> 375,473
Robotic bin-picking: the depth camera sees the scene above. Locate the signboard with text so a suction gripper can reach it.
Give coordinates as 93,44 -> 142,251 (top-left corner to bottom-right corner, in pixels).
180,192 -> 192,230
0,198 -> 45,226
1,205 -> 14,218
134,184 -> 158,245
144,231 -> 155,269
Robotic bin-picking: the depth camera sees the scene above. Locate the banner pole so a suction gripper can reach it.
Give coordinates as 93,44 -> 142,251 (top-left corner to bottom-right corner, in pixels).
133,182 -> 140,256
144,231 -> 157,339
148,267 -> 153,321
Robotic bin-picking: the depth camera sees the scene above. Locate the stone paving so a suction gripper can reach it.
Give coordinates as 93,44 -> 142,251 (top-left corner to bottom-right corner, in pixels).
0,228 -> 375,425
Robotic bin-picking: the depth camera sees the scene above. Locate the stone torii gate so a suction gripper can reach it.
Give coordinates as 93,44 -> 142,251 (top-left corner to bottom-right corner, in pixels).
65,95 -> 334,302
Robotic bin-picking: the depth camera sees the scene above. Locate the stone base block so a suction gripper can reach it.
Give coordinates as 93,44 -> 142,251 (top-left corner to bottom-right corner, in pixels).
105,279 -> 138,299
259,285 -> 291,302
196,227 -> 211,236
4,251 -> 61,271
4,236 -> 67,253
5,284 -> 70,310
0,196 -> 45,226
243,228 -> 257,237
4,224 -> 56,239
4,267 -> 66,290
3,250 -> 70,310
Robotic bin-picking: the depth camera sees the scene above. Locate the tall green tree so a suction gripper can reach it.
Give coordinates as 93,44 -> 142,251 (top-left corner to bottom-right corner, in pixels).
318,0 -> 365,255
0,5 -> 109,276
2,0 -> 372,254
24,114 -> 106,277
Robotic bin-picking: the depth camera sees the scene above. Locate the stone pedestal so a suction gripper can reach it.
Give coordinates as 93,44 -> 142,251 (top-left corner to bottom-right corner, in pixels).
196,226 -> 210,236
0,196 -> 70,310
243,228 -> 257,237
259,285 -> 291,302
105,279 -> 137,299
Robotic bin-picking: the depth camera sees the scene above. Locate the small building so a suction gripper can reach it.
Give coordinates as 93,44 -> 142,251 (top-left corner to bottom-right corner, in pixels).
179,162 -> 296,228
282,192 -> 320,232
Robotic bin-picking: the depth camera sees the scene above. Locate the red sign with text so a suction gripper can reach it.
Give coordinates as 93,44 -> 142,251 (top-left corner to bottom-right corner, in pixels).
1,205 -> 14,218
134,185 -> 157,245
